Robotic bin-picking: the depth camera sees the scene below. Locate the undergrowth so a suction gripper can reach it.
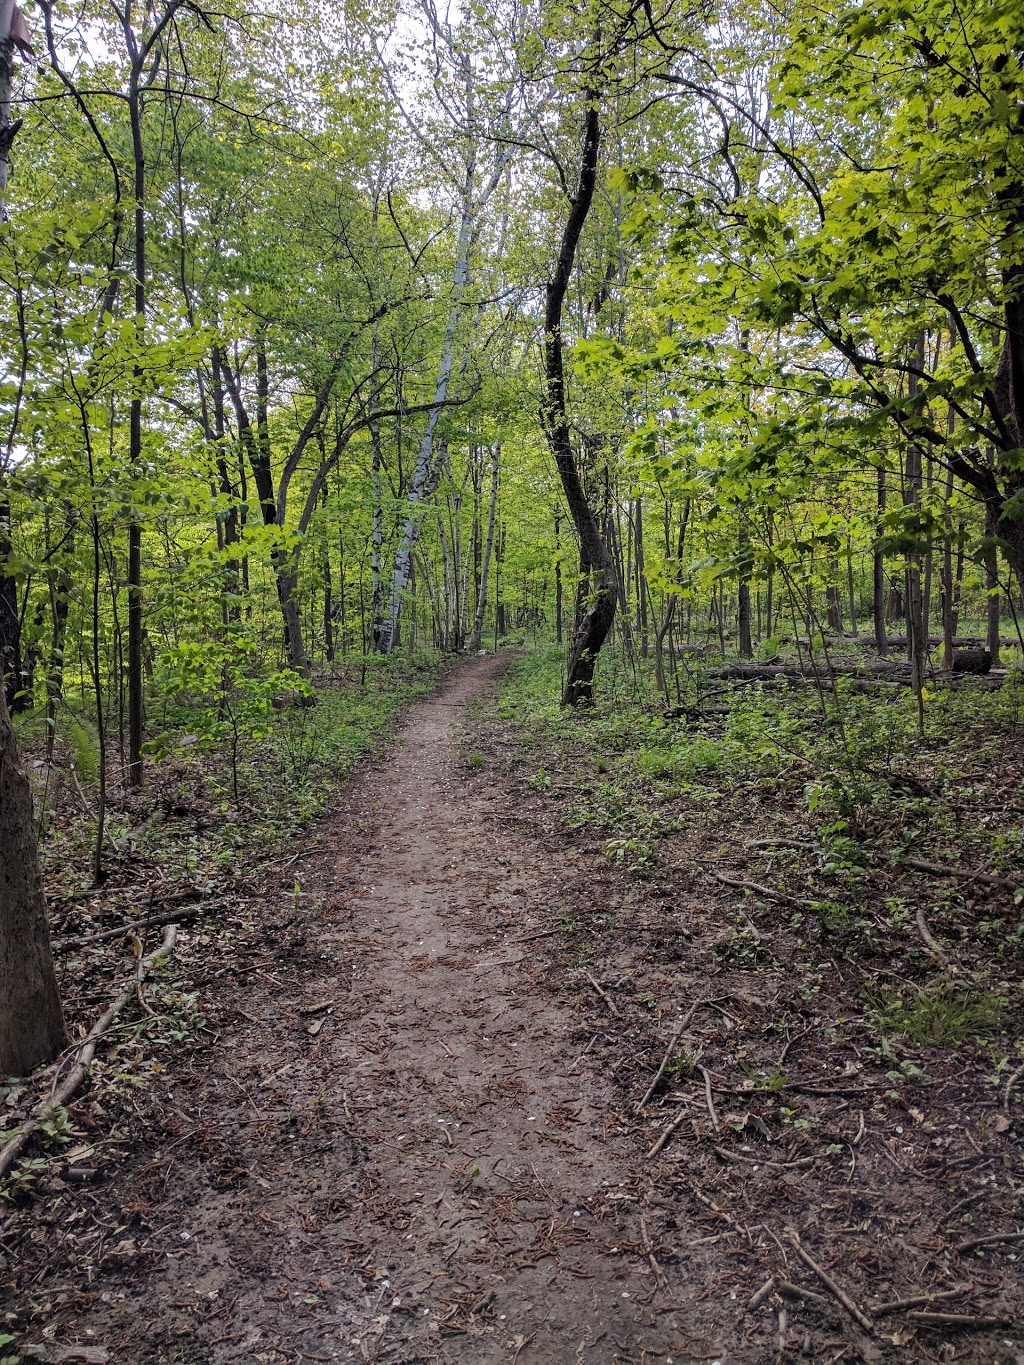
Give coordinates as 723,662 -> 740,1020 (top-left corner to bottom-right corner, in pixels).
19,651 -> 446,895
481,637 -> 1024,1062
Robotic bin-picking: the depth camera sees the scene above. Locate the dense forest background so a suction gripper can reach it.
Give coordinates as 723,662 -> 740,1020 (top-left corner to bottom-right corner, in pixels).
2,0 -> 1022,765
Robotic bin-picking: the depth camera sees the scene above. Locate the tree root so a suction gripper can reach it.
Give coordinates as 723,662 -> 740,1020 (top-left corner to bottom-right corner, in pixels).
0,925 -> 178,1184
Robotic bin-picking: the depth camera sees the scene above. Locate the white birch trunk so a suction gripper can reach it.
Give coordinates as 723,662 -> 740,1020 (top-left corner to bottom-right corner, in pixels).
376,159 -> 475,654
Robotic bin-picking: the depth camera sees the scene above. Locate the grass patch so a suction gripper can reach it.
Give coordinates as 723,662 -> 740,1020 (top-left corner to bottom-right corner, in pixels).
865,980 -> 1006,1045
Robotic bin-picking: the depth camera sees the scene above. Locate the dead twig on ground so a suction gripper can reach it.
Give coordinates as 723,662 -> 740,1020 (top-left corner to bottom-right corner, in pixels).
647,1106 -> 691,1158
636,998 -> 706,1113
901,857 -> 1022,894
744,1276 -> 775,1314
955,1230 -> 1024,1254
714,872 -> 817,908
788,1233 -> 873,1333
778,1279 -> 829,1306
871,1287 -> 970,1316
54,906 -> 203,950
512,927 -> 561,944
1002,1064 -> 1023,1112
747,838 -> 821,854
698,1065 -> 721,1132
0,926 -> 179,1183
908,1311 -> 1014,1328
713,1146 -> 814,1171
639,1212 -> 668,1289
583,971 -> 620,1017
914,905 -> 951,967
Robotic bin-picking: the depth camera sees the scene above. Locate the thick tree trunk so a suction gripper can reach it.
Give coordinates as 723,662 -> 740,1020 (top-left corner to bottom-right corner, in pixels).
542,102 -> 618,705
0,685 -> 67,1076
276,555 -> 308,676
0,494 -> 19,710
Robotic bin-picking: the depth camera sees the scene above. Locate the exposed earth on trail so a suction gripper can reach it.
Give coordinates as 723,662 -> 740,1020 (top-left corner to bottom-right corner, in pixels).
4,653 -> 1023,1363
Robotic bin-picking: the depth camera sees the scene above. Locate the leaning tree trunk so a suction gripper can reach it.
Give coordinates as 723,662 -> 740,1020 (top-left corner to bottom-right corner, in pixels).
542,101 -> 618,706
0,684 -> 67,1076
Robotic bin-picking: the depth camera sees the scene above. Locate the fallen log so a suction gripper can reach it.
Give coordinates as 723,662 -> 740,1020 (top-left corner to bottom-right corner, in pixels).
707,661 -> 1012,688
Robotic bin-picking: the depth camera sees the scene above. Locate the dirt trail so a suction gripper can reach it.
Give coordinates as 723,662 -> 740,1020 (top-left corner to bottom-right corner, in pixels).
39,654 -> 709,1364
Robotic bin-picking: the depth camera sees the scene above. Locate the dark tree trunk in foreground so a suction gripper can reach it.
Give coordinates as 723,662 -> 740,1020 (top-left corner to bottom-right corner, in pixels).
0,684 -> 67,1076
542,102 -> 618,705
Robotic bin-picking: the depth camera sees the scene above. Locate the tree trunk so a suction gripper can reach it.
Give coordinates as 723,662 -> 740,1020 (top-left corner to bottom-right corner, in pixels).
634,498 -> 649,658
0,493 -> 20,710
738,517 -> 753,658
542,102 -> 618,705
873,464 -> 889,655
467,446 -> 499,651
0,684 -> 67,1076
554,508 -> 563,645
985,499 -> 1002,668
905,339 -> 928,728
825,583 -> 843,633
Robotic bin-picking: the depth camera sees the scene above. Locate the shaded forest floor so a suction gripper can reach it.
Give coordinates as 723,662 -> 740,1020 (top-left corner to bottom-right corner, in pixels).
3,647 -> 1024,1363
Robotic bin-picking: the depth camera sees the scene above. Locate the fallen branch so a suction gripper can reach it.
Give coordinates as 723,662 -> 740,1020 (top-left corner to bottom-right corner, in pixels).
583,971 -> 620,1017
871,1286 -> 970,1316
908,1311 -> 1014,1328
745,1276 -> 776,1314
636,998 -> 706,1113
747,838 -> 821,854
647,1106 -> 691,1158
778,1279 -> 829,1306
714,872 -> 816,908
1003,1064 -> 1024,1112
698,1065 -> 721,1132
901,858 -> 1023,894
788,1234 -> 873,1333
0,926 -> 178,1184
713,1146 -> 814,1171
955,1229 -> 1024,1254
914,905 -> 951,967
55,906 -> 203,951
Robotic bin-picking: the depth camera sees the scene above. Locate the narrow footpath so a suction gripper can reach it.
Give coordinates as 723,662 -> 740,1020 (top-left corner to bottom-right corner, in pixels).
33,654 -> 714,1364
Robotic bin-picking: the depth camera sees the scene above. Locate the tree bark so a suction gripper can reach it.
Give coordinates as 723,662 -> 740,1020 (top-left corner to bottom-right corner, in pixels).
542,101 -> 618,705
0,684 -> 67,1076
467,445 -> 499,651
737,512 -> 753,657
873,463 -> 889,656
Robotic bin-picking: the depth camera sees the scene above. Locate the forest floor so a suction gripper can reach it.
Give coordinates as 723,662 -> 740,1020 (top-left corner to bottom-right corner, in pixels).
3,650 -> 1024,1364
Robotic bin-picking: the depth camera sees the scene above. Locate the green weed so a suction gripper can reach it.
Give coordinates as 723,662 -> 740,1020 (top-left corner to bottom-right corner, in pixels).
865,981 -> 1006,1045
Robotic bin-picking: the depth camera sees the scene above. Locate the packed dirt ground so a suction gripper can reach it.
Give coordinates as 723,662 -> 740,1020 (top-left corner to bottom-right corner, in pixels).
2,652 -> 1022,1363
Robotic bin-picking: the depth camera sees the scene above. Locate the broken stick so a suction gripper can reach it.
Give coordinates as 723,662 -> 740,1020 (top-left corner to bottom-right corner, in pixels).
788,1233 -> 873,1333
583,971 -> 620,1017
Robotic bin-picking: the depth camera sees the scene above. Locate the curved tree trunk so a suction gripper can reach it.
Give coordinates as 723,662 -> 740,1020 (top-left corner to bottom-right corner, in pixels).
542,100 -> 618,706
0,684 -> 66,1076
